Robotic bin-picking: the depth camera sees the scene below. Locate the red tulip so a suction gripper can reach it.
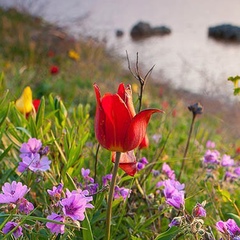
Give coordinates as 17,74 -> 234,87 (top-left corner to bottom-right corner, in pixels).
94,83 -> 163,152
139,134 -> 149,149
112,151 -> 137,176
50,65 -> 59,75
33,99 -> 41,112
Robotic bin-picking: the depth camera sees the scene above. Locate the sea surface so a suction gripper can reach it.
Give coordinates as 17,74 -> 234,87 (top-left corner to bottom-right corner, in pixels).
1,0 -> 240,100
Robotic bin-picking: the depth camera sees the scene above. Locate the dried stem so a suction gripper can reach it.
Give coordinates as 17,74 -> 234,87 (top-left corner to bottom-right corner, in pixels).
126,51 -> 155,112
178,114 -> 196,181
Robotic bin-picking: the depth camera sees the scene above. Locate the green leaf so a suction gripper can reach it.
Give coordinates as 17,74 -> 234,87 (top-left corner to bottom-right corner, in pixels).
36,96 -> 45,128
0,144 -> 12,162
233,87 -> 240,96
228,75 -> 240,82
82,213 -> 94,240
155,227 -> 180,240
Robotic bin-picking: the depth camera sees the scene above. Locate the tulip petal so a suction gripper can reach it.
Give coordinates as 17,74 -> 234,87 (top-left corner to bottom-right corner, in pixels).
101,94 -> 132,151
124,109 -> 163,151
15,86 -> 33,114
112,151 -> 137,176
139,134 -> 149,149
94,84 -> 108,148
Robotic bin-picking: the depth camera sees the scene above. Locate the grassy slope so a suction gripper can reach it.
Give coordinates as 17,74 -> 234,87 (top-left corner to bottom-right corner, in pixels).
0,7 -> 239,141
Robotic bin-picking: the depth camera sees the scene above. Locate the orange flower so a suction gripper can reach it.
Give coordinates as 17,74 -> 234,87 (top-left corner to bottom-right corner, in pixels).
94,83 -> 163,152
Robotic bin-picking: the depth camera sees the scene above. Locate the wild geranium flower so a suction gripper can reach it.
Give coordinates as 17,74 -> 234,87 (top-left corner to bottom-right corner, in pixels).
15,86 -> 33,115
19,138 -> 51,173
157,179 -> 185,209
20,138 -> 42,158
19,154 -> 51,172
0,181 -> 29,204
114,186 -> 131,200
46,213 -> 65,235
60,193 -> 93,221
94,83 -> 162,153
162,162 -> 176,180
221,154 -> 235,167
203,149 -> 220,164
206,140 -> 216,149
216,219 -> 240,239
2,221 -> 23,239
18,197 -> 34,214
47,183 -> 64,198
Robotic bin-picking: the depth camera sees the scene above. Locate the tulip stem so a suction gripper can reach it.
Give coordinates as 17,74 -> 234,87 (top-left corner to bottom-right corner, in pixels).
105,151 -> 121,240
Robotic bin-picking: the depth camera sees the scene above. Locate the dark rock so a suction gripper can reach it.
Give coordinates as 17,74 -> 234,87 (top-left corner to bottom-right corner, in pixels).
130,21 -> 171,39
208,24 -> 240,42
116,29 -> 124,37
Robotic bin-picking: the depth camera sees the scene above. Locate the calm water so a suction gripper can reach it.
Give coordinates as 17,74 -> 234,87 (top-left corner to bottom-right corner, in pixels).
1,0 -> 240,99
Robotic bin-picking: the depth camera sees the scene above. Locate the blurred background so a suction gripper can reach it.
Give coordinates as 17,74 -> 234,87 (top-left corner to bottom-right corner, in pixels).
1,0 -> 240,100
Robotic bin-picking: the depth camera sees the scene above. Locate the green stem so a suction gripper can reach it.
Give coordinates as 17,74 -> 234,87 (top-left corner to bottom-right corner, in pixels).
178,114 -> 196,181
105,152 -> 121,240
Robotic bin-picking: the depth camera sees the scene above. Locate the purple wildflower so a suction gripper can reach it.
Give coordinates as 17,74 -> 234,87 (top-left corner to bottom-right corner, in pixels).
192,203 -> 206,217
47,183 -> 64,198
85,183 -> 99,195
216,219 -> 240,238
169,217 -> 182,227
137,157 -> 149,171
221,154 -> 234,167
234,167 -> 240,176
0,181 -> 29,204
102,174 -> 112,187
206,140 -> 216,149
46,213 -> 65,235
203,149 -> 220,164
162,163 -> 176,180
81,168 -> 94,183
61,195 -> 91,221
114,186 -> 131,200
2,221 -> 23,238
66,189 -> 93,208
19,138 -> 51,173
152,134 -> 162,143
19,154 -> 51,172
157,179 -> 185,209
18,198 -> 34,214
20,138 -> 42,158
152,169 -> 160,177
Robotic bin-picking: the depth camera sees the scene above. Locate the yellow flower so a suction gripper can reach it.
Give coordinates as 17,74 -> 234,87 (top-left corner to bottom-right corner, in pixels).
68,50 -> 80,61
132,83 -> 138,93
15,86 -> 33,114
